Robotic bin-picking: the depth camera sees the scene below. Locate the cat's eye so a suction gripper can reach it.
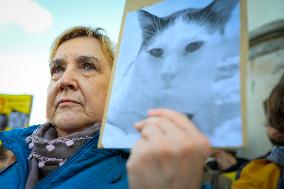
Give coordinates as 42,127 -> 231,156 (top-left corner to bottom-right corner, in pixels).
148,48 -> 163,58
185,41 -> 203,53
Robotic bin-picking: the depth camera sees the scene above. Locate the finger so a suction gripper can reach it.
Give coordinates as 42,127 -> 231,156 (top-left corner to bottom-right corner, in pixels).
135,117 -> 183,149
148,108 -> 212,156
135,117 -> 173,134
129,139 -> 148,156
148,108 -> 202,137
135,117 -> 196,156
135,117 -> 185,139
134,119 -> 149,132
139,121 -> 164,141
128,139 -> 150,170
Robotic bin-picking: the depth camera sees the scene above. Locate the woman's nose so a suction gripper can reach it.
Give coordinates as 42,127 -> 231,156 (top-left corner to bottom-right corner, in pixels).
57,68 -> 78,91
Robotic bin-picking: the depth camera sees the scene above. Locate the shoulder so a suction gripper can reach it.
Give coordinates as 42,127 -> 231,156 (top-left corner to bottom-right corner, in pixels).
232,159 -> 281,189
0,125 -> 39,148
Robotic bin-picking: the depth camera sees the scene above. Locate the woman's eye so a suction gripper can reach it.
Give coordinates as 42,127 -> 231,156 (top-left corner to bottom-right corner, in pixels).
148,48 -> 163,58
82,62 -> 96,71
185,41 -> 203,53
51,65 -> 64,75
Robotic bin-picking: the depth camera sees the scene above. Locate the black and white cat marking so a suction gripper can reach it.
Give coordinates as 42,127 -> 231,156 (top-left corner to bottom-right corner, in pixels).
104,0 -> 240,148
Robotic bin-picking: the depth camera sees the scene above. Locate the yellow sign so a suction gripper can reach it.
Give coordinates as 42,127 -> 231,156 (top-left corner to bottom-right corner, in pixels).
0,94 -> 33,131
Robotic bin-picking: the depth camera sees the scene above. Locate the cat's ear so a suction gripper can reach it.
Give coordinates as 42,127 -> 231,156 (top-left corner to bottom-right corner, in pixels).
137,10 -> 161,39
201,0 -> 239,32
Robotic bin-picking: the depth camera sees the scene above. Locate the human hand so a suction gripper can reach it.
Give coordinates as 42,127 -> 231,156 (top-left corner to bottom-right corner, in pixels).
0,150 -> 15,170
127,108 -> 212,189
213,150 -> 237,171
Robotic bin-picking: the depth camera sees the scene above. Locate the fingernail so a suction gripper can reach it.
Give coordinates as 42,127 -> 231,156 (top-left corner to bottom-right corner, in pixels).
134,121 -> 142,130
148,109 -> 156,115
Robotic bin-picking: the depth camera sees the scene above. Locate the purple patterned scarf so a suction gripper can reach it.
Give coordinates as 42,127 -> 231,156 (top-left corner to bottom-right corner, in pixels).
25,122 -> 100,189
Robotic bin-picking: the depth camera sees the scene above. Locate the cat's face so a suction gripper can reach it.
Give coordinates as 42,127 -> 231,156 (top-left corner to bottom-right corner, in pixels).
106,0 -> 239,135
133,17 -> 221,113
136,16 -> 223,83
129,0 -> 238,113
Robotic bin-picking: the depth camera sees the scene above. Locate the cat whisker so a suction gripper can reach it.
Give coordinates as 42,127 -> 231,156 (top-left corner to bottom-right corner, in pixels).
158,17 -> 162,33
142,28 -> 156,37
200,11 -> 213,27
152,15 -> 159,32
152,14 -> 161,33
143,32 -> 156,39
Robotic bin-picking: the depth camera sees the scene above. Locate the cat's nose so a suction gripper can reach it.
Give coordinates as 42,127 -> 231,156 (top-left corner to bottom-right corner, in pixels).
161,71 -> 176,82
161,60 -> 178,81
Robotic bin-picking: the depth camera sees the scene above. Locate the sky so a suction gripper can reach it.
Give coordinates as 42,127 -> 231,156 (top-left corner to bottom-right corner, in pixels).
0,0 -> 125,125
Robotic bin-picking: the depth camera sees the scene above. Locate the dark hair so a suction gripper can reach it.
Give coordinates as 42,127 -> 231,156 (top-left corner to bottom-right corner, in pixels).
264,74 -> 284,133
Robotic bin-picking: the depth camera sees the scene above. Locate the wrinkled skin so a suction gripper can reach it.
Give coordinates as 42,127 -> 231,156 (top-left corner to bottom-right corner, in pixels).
46,37 -> 111,137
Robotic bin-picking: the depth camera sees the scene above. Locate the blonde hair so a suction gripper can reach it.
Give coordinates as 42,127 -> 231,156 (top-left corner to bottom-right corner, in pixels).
49,26 -> 114,64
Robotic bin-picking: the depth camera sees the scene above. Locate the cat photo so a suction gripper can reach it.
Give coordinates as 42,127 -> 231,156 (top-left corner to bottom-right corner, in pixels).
102,0 -> 242,148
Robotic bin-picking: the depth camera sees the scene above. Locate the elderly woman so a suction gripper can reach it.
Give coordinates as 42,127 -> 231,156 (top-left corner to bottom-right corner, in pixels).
0,26 -> 211,189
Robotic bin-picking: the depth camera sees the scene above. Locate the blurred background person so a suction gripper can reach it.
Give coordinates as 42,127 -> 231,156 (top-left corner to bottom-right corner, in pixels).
233,73 -> 284,189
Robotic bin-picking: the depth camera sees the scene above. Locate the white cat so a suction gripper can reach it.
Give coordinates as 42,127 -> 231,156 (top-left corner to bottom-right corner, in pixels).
103,0 -> 239,148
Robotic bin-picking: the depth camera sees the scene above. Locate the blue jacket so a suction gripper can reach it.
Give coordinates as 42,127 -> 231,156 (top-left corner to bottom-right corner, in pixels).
0,125 -> 129,189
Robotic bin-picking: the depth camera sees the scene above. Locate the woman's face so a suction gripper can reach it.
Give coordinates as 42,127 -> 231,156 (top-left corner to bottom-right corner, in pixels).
46,37 -> 112,137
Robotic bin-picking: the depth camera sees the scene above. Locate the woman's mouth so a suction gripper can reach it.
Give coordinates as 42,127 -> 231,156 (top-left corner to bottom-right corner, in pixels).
57,99 -> 80,107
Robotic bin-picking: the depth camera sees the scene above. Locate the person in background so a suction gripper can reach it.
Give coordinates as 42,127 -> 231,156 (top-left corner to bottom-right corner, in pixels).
206,149 -> 249,182
0,26 -> 211,189
233,73 -> 284,189
0,144 -> 15,171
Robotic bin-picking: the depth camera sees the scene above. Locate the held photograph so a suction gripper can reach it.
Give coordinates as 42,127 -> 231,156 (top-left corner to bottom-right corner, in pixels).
101,0 -> 245,148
